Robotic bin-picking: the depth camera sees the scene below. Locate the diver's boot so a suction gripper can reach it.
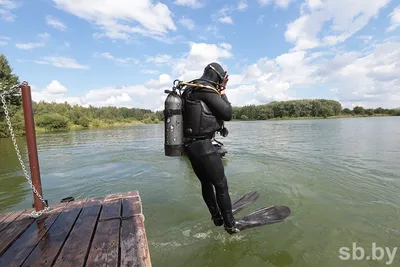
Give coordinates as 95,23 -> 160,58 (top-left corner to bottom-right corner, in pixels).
224,225 -> 240,235
212,214 -> 224,226
223,213 -> 240,235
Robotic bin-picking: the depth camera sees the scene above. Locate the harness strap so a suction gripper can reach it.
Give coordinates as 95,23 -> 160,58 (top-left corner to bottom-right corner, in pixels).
178,81 -> 221,96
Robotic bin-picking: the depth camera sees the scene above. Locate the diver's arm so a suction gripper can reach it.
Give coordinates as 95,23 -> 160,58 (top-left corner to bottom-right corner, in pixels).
200,90 -> 232,121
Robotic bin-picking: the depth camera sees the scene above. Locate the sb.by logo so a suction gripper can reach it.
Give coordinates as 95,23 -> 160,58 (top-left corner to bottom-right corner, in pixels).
339,242 -> 398,265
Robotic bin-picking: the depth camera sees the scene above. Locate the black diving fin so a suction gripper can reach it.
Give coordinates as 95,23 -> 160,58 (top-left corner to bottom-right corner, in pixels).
234,205 -> 291,231
231,191 -> 260,215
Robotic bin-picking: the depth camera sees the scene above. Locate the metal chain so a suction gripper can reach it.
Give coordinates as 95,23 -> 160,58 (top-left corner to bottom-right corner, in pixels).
0,83 -> 20,97
1,84 -> 51,218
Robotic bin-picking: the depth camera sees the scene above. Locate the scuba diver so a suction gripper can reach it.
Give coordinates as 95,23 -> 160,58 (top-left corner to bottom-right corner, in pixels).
181,62 -> 240,235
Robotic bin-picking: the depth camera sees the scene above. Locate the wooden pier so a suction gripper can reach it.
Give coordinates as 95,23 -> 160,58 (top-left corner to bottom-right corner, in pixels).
0,190 -> 152,267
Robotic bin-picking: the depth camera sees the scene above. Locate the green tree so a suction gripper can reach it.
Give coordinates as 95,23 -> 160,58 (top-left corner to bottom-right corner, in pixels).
365,109 -> 374,116
342,108 -> 352,115
353,106 -> 365,115
36,113 -> 70,131
0,54 -> 21,106
0,54 -> 24,138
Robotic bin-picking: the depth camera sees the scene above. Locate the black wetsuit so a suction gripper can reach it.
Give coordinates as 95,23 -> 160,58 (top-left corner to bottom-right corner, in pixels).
182,79 -> 236,229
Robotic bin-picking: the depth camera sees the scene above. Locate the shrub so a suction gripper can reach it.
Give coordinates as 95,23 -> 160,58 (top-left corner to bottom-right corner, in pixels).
77,116 -> 90,127
36,113 -> 70,131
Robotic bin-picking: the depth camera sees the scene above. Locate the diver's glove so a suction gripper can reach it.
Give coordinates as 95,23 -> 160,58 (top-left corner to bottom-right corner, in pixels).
220,127 -> 229,137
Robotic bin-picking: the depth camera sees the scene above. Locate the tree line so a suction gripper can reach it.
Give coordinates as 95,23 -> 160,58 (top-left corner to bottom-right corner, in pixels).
1,53 -> 399,138
0,99 -> 164,138
232,99 -> 400,120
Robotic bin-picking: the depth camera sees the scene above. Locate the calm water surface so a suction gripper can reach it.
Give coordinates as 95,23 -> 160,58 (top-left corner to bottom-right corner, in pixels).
1,117 -> 400,267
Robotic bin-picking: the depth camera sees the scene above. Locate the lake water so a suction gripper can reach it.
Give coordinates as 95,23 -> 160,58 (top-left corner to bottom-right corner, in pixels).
1,117 -> 400,267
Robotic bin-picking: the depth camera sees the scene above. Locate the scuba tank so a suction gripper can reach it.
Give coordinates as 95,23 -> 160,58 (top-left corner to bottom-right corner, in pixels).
163,80 -> 184,156
163,79 -> 229,158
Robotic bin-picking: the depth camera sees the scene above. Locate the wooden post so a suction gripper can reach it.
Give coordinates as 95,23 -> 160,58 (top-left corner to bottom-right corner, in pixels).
20,83 -> 44,211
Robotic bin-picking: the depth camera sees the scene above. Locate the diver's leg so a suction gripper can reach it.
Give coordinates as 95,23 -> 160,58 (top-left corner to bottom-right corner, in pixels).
199,179 -> 223,226
200,140 -> 239,233
185,141 -> 223,226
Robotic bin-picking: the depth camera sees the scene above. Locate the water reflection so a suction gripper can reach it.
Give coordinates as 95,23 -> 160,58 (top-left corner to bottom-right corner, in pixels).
0,137 -> 30,212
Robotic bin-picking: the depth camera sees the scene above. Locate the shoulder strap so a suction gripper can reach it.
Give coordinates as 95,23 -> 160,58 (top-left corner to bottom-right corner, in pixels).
178,81 -> 221,96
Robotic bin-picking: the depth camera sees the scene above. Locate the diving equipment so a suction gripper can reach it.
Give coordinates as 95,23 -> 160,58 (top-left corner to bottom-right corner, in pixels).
164,80 -> 184,156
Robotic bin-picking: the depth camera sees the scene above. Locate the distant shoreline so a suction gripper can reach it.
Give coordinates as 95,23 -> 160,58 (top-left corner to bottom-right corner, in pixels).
0,113 -> 397,138
34,120 -> 162,134
34,113 -> 395,133
233,113 -> 394,121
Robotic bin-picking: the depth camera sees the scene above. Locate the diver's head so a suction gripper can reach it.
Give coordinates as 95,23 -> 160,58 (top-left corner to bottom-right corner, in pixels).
200,62 -> 227,85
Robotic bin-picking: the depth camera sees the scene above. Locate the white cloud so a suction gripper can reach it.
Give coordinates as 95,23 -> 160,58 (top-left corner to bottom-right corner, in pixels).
257,0 -> 294,9
21,56 -> 89,69
257,15 -> 264,24
146,54 -> 172,64
43,56 -> 89,69
28,42 -> 235,110
285,0 -> 391,51
214,2 -> 250,25
52,0 -> 176,41
0,0 -> 20,22
237,0 -> 248,11
205,25 -> 222,39
94,52 -> 139,65
229,38 -> 400,108
219,16 -> 233,24
174,0 -> 204,9
45,80 -> 68,94
141,69 -> 159,74
33,74 -> 175,110
32,80 -> 76,104
0,36 -> 9,46
15,32 -> 51,50
357,35 -> 373,44
178,17 -> 195,30
386,5 -> 400,32
38,32 -> 51,39
219,42 -> 232,50
28,33 -> 400,111
16,42 -> 46,50
232,50 -> 320,104
316,41 -> 400,107
145,74 -> 172,88
45,15 -> 67,31
172,42 -> 233,81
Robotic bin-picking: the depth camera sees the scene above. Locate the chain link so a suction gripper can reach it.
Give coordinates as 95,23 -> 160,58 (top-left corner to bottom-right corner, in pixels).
0,83 -> 20,97
1,83 -> 51,218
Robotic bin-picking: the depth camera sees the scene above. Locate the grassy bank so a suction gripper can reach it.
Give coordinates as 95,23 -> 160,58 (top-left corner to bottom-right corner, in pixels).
34,118 -> 162,134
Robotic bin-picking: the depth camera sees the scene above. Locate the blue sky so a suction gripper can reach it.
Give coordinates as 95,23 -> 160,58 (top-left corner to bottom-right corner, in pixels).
0,0 -> 399,110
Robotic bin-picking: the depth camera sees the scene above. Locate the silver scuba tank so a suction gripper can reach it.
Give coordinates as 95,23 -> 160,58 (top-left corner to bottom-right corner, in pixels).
164,81 -> 184,156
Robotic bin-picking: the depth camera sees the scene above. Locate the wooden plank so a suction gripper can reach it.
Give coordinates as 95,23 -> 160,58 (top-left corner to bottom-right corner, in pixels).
99,198 -> 121,221
121,202 -> 151,267
0,211 -> 13,223
52,197 -> 104,267
0,202 -> 68,266
21,199 -> 87,267
85,198 -> 121,267
85,220 -> 120,267
0,209 -> 26,233
0,208 -> 35,256
121,190 -> 140,199
104,192 -> 123,202
122,195 -> 142,219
